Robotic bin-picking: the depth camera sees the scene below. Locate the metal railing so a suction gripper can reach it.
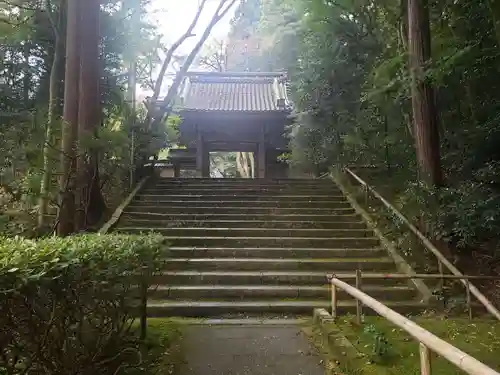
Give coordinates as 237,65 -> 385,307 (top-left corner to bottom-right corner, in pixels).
327,274 -> 500,375
341,167 -> 500,320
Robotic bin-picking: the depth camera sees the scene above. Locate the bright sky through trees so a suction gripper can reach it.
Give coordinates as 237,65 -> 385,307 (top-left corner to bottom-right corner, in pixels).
149,0 -> 234,53
138,0 -> 235,97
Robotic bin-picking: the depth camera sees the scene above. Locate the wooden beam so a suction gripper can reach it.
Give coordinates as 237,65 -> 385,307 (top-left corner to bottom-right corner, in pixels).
202,149 -> 210,177
206,142 -> 258,152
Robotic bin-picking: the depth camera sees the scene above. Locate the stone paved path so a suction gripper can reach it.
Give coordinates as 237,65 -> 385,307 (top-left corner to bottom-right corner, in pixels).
178,325 -> 326,375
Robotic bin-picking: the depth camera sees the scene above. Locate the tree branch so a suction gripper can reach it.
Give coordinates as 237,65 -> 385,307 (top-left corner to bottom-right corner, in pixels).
151,0 -> 208,100
44,0 -> 59,39
157,0 -> 238,115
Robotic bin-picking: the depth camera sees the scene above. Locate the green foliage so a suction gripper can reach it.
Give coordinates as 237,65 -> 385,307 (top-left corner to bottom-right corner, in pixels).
132,319 -> 183,375
402,180 -> 500,249
363,324 -> 390,363
0,0 -> 162,234
210,152 -> 240,178
332,317 -> 500,374
228,0 -> 500,253
0,234 -> 165,375
164,114 -> 181,146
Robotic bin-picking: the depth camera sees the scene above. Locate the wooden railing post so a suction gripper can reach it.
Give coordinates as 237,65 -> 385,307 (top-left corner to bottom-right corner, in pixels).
466,281 -> 473,320
438,259 -> 444,290
438,260 -> 446,310
356,269 -> 363,324
420,342 -> 432,375
140,270 -> 148,340
331,281 -> 338,319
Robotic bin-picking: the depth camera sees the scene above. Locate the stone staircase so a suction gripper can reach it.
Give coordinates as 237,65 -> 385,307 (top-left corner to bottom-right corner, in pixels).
115,178 -> 424,317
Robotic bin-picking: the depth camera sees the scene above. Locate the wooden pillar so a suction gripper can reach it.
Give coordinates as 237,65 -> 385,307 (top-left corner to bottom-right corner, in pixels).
202,148 -> 210,177
253,144 -> 259,179
258,125 -> 266,179
258,142 -> 266,179
196,128 -> 204,178
174,163 -> 180,178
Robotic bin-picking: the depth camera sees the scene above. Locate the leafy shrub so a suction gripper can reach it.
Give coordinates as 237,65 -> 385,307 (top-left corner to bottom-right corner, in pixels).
363,323 -> 391,364
434,183 -> 500,250
0,234 -> 165,375
400,179 -> 500,251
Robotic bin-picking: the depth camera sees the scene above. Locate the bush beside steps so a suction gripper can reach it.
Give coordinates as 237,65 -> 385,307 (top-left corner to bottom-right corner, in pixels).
0,234 -> 175,375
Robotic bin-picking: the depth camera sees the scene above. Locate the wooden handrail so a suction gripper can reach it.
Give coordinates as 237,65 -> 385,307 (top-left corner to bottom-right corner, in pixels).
329,276 -> 500,375
342,167 -> 500,321
99,176 -> 150,234
327,273 -> 500,281
329,272 -> 500,320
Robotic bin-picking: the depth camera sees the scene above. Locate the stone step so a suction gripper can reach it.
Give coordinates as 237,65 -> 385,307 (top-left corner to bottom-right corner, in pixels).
119,227 -> 373,238
150,180 -> 336,186
146,300 -> 425,317
120,212 -> 362,223
152,271 -> 407,286
133,199 -> 352,209
151,182 -> 336,187
172,318 -> 310,325
149,285 -> 417,301
146,184 -> 341,190
137,194 -> 346,201
142,188 -> 343,195
162,257 -> 395,272
153,178 -> 333,185
124,205 -> 355,215
167,247 -> 387,259
119,179 -> 425,318
157,236 -> 380,248
118,218 -> 368,230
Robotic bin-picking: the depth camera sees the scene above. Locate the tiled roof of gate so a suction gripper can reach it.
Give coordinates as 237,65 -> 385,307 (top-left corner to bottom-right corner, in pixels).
179,72 -> 291,112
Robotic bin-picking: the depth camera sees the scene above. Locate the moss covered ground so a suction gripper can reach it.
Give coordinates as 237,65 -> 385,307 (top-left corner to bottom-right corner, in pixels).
128,319 -> 184,375
319,316 -> 500,375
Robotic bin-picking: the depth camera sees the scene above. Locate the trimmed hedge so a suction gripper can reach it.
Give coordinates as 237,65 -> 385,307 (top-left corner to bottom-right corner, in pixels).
0,234 -> 165,375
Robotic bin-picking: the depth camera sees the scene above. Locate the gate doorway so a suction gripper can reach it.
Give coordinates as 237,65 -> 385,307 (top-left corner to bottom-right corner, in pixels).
210,152 -> 255,178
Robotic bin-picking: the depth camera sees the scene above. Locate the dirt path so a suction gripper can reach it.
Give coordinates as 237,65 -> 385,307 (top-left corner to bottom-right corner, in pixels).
177,324 -> 326,375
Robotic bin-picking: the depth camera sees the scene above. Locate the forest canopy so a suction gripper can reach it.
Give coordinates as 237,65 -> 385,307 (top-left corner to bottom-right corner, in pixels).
2,0 -> 500,261
0,0 -> 236,235
224,0 -> 500,257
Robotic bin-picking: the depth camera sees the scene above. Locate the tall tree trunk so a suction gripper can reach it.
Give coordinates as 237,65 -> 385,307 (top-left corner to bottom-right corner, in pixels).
57,0 -> 80,236
125,0 -> 139,188
23,42 -> 31,108
249,152 -> 255,178
39,1 -> 64,230
399,0 -> 409,52
408,0 -> 442,186
235,152 -> 253,178
127,56 -> 137,189
236,152 -> 247,178
76,0 -> 105,230
242,152 -> 250,178
488,0 -> 500,48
